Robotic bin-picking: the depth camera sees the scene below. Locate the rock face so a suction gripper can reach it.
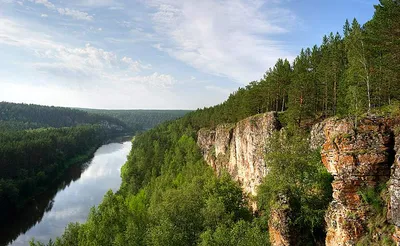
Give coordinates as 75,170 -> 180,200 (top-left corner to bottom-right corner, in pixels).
310,119 -> 327,150
197,112 -> 280,196
199,113 -> 400,246
313,117 -> 394,246
198,112 -> 286,245
389,125 -> 400,243
268,194 -> 291,246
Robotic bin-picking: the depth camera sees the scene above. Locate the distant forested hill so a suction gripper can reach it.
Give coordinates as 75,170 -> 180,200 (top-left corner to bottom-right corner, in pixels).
0,102 -> 129,132
82,109 -> 191,130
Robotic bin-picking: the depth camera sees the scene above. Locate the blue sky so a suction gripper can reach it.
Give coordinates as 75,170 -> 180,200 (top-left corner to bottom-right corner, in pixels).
0,0 -> 378,109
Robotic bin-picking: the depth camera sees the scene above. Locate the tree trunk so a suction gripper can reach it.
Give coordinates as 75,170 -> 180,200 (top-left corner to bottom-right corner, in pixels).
361,40 -> 371,113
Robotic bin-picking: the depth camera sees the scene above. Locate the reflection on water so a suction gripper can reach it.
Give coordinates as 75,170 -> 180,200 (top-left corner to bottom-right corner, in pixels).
0,140 -> 132,246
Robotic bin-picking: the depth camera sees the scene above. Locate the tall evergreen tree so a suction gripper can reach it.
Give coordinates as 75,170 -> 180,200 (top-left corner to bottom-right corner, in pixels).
365,0 -> 400,105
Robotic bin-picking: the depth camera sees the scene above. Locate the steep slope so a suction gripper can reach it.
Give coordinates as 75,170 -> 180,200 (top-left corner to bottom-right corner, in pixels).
197,112 -> 281,197
199,114 -> 400,246
312,117 -> 399,246
389,127 -> 400,243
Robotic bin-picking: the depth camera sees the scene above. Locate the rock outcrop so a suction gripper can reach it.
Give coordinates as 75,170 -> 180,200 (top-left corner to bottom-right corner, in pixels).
197,112 -> 281,197
198,112 -> 287,245
268,194 -> 291,246
312,117 -> 394,246
389,124 -> 400,243
199,113 -> 400,246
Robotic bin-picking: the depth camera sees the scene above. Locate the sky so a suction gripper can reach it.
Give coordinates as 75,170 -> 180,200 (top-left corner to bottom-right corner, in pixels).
0,0 -> 378,109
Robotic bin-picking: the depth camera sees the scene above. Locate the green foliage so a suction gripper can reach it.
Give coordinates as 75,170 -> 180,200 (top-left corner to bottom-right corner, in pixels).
357,184 -> 396,246
171,1 -> 400,129
345,85 -> 366,118
0,125 -> 108,220
376,100 -> 400,117
199,219 -> 269,246
83,108 -> 191,130
257,129 -> 333,244
0,102 -> 134,223
0,102 -> 129,132
358,185 -> 385,213
33,119 -> 261,246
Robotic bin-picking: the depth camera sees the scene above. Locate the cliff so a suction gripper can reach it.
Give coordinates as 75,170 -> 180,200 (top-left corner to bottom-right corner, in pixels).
312,116 -> 398,246
197,112 -> 290,245
197,112 -> 281,197
198,113 -> 400,246
389,122 -> 400,243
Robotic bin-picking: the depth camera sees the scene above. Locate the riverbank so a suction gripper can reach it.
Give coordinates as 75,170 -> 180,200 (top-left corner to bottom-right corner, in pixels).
2,140 -> 133,246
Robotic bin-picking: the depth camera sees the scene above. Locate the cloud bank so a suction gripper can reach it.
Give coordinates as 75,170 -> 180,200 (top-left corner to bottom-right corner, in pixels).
145,0 -> 296,83
0,18 -> 176,89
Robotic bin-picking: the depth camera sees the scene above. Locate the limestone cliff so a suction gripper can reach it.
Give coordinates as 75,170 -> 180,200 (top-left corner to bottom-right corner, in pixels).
268,194 -> 291,246
312,117 -> 395,246
197,112 -> 281,197
199,113 -> 400,246
389,121 -> 400,243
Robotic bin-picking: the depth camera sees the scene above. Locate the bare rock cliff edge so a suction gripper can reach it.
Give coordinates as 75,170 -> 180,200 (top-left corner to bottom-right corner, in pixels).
197,112 -> 281,197
198,113 -> 400,246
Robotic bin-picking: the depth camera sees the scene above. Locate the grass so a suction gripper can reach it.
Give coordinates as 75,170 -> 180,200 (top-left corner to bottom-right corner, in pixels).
356,184 -> 395,245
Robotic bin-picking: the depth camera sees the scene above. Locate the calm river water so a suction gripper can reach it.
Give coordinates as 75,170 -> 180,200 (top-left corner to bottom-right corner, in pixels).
1,140 -> 132,246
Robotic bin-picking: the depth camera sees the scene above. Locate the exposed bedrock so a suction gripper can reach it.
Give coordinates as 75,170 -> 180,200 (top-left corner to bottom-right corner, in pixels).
197,112 -> 281,197
312,117 -> 394,246
199,113 -> 400,246
197,112 -> 286,245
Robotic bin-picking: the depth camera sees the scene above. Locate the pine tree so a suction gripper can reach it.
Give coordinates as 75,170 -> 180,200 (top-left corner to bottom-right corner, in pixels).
287,49 -> 315,126
365,0 -> 400,105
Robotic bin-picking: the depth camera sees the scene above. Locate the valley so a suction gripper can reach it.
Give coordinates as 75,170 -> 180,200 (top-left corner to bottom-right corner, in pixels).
1,1 -> 400,246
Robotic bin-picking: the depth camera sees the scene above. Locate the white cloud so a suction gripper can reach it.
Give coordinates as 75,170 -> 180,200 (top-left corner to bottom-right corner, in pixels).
40,13 -> 48,17
33,43 -> 119,76
57,8 -> 93,21
76,0 -> 118,7
29,0 -> 55,9
0,18 -> 176,89
129,72 -> 176,88
28,0 -> 94,21
109,6 -> 123,10
121,56 -> 151,72
116,20 -> 132,28
0,18 -> 61,49
3,0 -> 24,5
145,0 -> 296,83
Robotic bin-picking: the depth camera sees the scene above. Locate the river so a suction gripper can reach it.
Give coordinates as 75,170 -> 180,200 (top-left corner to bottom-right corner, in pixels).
1,140 -> 132,246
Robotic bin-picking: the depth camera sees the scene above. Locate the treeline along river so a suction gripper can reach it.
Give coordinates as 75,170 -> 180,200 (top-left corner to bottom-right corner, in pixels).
0,139 -> 132,246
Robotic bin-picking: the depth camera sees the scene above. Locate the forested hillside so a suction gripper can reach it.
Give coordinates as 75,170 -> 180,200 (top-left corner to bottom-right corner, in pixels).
0,102 -> 130,131
31,1 -> 400,246
0,126 -> 107,218
0,102 -> 132,222
185,0 -> 400,128
83,109 -> 191,130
